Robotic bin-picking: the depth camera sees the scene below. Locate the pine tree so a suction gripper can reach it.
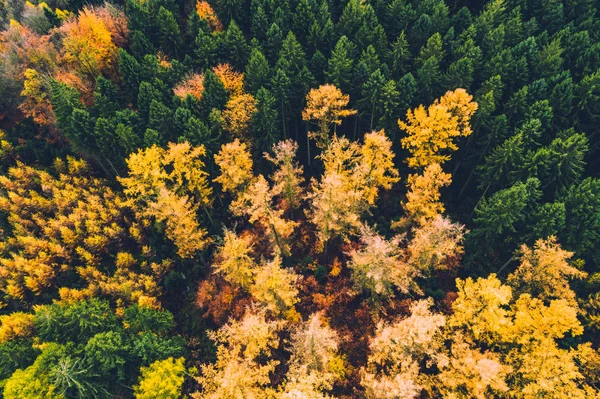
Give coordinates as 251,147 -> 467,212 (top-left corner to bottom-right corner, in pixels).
244,48 -> 271,94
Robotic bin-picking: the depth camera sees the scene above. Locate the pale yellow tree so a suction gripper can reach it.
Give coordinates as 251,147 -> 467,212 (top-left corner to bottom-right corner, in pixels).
302,84 -> 357,148
399,88 -> 477,169
232,175 -> 298,255
406,215 -> 465,275
264,140 -> 305,211
403,163 -> 452,225
281,313 -> 343,398
212,229 -> 256,290
437,334 -> 511,399
362,299 -> 446,399
307,134 -> 398,247
507,236 -> 586,305
347,225 -> 419,298
194,308 -> 284,399
119,142 -> 213,258
250,255 -> 300,318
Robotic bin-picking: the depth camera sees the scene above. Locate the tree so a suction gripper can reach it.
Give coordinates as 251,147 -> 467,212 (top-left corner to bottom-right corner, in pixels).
282,313 -> 343,397
0,158 -> 169,307
194,308 -> 283,398
472,178 -> 541,242
232,175 -> 298,255
564,178 -> 600,263
173,73 -> 204,102
156,6 -> 182,57
348,226 -> 419,298
119,142 -> 213,258
407,216 -> 465,275
302,84 -> 357,148
222,93 -> 257,137
307,133 -> 398,246
326,36 -> 355,92
250,255 -> 299,317
195,1 -> 222,32
214,139 -> 254,196
19,68 -> 54,126
245,48 -> 271,94
134,357 -> 185,399
362,299 -> 446,399
399,88 -> 478,169
264,140 -> 304,212
403,163 -> 452,225
58,6 -> 120,81
507,237 -> 586,305
213,63 -> 244,97
252,87 -> 279,152
220,21 -> 249,70
201,69 -> 228,115
213,229 -> 256,290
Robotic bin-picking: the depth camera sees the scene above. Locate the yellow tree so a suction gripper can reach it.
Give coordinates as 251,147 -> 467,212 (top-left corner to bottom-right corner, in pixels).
447,274 -> 596,398
134,357 -> 186,399
399,88 -> 477,169
194,308 -> 284,398
250,255 -> 300,318
222,93 -> 257,137
213,229 -> 256,290
0,312 -> 35,343
302,84 -> 357,148
353,130 -> 400,205
406,215 -> 465,275
507,236 -> 586,305
119,142 -> 213,258
195,1 -> 223,31
232,175 -> 298,255
214,139 -> 254,196
58,6 -> 120,80
19,68 -> 55,126
307,133 -> 398,247
264,140 -> 305,212
213,63 -> 244,96
403,163 -> 452,225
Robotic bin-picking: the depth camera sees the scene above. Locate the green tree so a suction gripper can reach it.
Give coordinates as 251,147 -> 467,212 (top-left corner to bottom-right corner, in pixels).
472,178 -> 542,243
245,48 -> 271,94
219,20 -> 249,70
326,36 -> 356,92
157,6 -> 182,57
252,87 -> 279,152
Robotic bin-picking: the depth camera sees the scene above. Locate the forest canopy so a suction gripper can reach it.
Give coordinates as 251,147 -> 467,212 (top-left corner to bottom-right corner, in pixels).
1,0 -> 600,397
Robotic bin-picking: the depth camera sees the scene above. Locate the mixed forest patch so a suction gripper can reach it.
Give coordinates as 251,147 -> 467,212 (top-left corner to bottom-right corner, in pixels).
1,0 -> 600,397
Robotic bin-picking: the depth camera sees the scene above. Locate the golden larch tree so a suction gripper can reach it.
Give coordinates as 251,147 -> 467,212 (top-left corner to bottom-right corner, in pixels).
302,84 -> 357,148
403,163 -> 452,225
119,142 -> 213,258
399,88 -> 477,169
